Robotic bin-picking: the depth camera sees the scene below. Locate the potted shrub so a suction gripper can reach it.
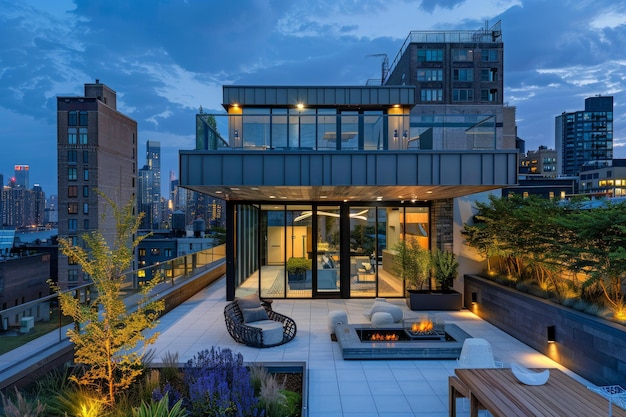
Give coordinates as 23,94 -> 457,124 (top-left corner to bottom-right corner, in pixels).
393,239 -> 462,311
392,238 -> 431,310
432,248 -> 459,292
287,257 -> 312,284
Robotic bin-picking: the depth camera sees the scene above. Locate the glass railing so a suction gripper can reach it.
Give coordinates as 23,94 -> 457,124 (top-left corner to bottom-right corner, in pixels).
0,244 -> 226,357
196,114 -> 497,152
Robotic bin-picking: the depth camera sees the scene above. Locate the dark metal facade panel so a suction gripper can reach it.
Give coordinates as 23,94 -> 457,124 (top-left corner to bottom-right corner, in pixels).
397,154 -> 417,185
223,86 -> 416,107
351,154 -> 368,184
242,154 -> 264,185
461,154 -> 483,184
375,154 -> 398,184
179,150 -> 518,188
417,154 -> 433,184
440,154 -> 460,185
330,154 -> 353,185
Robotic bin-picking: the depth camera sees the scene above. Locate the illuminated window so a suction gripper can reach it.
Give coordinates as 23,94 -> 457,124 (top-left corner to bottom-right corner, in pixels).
68,128 -> 77,144
68,202 -> 78,214
79,128 -> 88,144
139,248 -> 146,257
420,89 -> 443,102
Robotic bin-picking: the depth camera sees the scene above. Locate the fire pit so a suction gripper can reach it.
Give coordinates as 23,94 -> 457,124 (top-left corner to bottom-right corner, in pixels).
335,321 -> 471,360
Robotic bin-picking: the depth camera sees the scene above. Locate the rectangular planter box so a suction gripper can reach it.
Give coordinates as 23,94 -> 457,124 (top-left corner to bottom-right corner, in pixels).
464,274 -> 626,387
406,290 -> 462,310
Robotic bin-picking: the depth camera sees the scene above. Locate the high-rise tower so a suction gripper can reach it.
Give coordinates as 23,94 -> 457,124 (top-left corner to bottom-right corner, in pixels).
555,96 -> 613,176
57,80 -> 137,288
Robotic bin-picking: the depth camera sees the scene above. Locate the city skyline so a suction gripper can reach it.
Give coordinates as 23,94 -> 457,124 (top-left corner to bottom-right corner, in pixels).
1,0 -> 625,196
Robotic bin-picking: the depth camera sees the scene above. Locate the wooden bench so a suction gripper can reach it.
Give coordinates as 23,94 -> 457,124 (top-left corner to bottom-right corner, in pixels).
448,375 -> 470,417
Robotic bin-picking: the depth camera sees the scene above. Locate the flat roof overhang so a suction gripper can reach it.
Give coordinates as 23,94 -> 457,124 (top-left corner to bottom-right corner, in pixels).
179,149 -> 518,202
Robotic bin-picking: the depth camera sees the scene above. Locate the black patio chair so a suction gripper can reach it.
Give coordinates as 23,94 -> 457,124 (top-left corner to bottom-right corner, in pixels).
224,298 -> 297,348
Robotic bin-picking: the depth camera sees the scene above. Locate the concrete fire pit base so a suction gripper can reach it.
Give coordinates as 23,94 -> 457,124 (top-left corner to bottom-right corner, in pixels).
334,323 -> 471,360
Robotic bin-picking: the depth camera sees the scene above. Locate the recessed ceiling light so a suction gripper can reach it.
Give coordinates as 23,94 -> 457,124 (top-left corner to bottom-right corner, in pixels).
215,190 -> 223,194
251,187 -> 259,190
231,187 -> 240,191
426,190 -> 433,194
269,195 -> 276,199
320,195 -> 328,199
280,196 -> 287,199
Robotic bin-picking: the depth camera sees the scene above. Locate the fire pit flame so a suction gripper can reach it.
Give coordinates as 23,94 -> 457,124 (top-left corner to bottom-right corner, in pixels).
370,332 -> 400,341
411,318 -> 434,334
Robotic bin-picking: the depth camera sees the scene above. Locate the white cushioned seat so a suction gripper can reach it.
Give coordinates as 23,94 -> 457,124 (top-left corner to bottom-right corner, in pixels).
328,310 -> 348,333
371,311 -> 394,326
247,320 -> 284,346
364,300 -> 403,323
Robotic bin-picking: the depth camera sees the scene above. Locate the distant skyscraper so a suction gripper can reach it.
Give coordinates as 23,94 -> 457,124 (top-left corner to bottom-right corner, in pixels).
0,183 -> 45,228
555,96 -> 613,176
137,140 -> 161,229
57,80 -> 137,289
146,140 -> 161,226
13,165 -> 29,189
137,165 -> 153,229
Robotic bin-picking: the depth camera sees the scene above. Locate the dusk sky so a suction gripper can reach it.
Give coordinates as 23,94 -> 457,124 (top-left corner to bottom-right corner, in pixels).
1,0 -> 625,197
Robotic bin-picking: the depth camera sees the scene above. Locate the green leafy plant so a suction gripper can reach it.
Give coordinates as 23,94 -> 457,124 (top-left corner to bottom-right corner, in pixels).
393,237 -> 431,290
49,193 -> 165,405
133,393 -> 186,417
286,257 -> 311,275
431,249 -> 459,291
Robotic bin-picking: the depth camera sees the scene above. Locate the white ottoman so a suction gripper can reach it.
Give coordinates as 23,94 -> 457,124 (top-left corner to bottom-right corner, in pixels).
366,301 -> 403,323
371,312 -> 394,327
328,310 -> 348,333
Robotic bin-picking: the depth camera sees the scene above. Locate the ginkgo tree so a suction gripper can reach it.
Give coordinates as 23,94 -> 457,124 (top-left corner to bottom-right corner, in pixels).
50,193 -> 164,405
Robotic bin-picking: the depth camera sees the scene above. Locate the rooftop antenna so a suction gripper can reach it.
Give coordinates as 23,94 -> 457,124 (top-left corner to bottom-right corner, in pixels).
367,54 -> 389,85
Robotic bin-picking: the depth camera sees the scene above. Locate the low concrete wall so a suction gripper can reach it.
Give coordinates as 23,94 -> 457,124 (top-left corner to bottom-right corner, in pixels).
464,274 -> 626,387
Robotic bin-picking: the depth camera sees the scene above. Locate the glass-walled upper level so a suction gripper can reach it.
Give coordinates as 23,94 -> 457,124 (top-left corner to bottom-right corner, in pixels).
196,112 -> 497,152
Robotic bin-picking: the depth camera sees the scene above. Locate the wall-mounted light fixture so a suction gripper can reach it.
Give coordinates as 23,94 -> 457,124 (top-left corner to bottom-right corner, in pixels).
471,292 -> 478,304
547,325 -> 556,343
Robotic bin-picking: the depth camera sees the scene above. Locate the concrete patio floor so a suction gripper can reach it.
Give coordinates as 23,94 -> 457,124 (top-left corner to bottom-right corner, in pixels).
147,276 -> 594,417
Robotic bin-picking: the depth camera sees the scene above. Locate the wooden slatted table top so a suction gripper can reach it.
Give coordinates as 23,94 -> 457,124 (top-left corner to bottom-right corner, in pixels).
455,368 -> 626,417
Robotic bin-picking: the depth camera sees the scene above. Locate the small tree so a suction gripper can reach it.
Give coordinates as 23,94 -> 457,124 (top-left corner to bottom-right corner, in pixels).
431,249 -> 459,292
50,194 -> 165,405
393,237 -> 431,290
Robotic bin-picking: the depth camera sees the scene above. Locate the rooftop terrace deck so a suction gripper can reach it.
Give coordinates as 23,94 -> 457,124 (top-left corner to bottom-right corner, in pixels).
144,276 -> 594,417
